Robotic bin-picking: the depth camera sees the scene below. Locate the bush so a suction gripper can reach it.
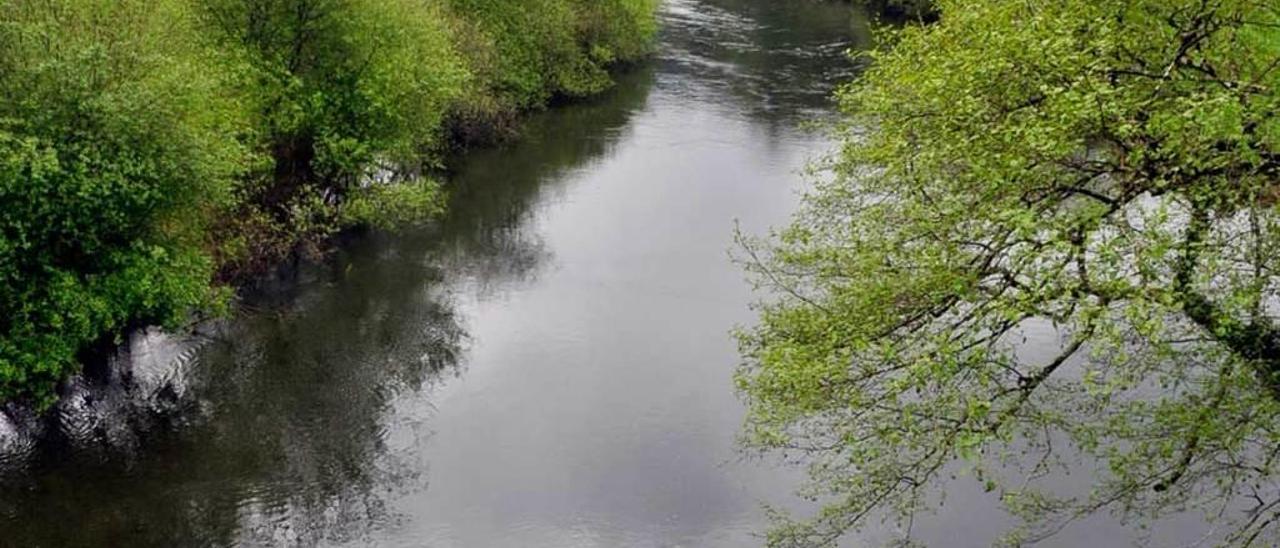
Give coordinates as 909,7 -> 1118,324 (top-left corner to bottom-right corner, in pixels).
199,0 -> 469,275
0,0 -> 249,406
341,180 -> 447,231
0,0 -> 657,406
443,0 -> 658,135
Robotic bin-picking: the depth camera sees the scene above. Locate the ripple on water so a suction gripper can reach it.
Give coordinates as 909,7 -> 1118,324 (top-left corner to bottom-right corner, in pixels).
655,0 -> 865,125
0,327 -> 209,470
0,410 -> 34,473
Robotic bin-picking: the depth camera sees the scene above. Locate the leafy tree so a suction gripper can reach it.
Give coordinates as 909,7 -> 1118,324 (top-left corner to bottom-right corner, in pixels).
0,0 -> 657,406
201,0 -> 467,181
0,0 -> 249,406
201,0 -> 657,274
738,0 -> 1280,545
442,0 -> 657,140
199,0 -> 468,274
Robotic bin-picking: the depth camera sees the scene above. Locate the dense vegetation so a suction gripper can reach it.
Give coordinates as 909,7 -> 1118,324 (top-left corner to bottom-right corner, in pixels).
0,0 -> 656,407
740,0 -> 1280,545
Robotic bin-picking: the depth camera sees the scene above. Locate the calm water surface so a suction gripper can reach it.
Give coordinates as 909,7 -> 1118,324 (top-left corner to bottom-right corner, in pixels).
1,0 -> 865,546
0,0 -> 1226,546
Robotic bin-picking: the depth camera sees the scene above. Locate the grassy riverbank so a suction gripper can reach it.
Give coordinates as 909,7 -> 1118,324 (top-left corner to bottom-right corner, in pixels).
0,0 -> 657,407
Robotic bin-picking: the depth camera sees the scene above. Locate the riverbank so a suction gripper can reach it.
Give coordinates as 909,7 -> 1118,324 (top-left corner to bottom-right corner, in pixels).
0,1 -> 867,544
0,0 -> 659,410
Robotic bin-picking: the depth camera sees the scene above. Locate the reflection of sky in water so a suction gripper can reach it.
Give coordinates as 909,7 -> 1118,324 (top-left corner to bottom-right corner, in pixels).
657,0 -> 868,127
369,1 -> 862,542
0,1 -> 861,545
4,0 -> 1218,546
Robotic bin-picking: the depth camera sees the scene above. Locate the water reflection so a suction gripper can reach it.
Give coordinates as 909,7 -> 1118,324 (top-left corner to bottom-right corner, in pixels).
365,1 -> 866,545
0,0 -> 868,545
437,67 -> 656,297
660,0 -> 870,126
0,65 -> 656,548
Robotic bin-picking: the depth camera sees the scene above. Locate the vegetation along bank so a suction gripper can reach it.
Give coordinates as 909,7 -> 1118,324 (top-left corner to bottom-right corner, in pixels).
0,0 -> 658,408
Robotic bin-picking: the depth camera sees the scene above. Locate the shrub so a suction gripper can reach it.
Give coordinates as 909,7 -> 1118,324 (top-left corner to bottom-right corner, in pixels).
443,0 -> 658,137
0,0 -> 658,406
198,0 -> 470,274
0,0 -> 249,406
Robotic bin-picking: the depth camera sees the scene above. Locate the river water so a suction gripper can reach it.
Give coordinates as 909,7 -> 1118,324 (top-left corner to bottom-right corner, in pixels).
0,0 -> 1235,546
0,0 -> 866,546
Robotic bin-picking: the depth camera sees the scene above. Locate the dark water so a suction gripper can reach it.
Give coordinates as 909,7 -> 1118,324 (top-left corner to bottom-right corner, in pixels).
0,1 -> 866,546
0,1 -> 1230,546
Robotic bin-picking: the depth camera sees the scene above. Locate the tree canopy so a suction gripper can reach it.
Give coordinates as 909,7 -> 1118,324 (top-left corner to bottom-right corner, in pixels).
737,0 -> 1280,545
0,0 -> 249,405
0,0 -> 657,407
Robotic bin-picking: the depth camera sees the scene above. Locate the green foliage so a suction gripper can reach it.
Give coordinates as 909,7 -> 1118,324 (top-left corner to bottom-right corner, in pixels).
198,0 -> 468,274
0,0 -> 657,406
0,0 -> 249,406
444,0 -> 658,116
204,0 -> 658,274
739,0 -> 1280,545
202,0 -> 468,182
340,179 -> 446,231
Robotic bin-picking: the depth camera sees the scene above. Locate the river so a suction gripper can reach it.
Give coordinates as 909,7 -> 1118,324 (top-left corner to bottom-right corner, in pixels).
0,0 -> 863,546
0,0 -> 1237,545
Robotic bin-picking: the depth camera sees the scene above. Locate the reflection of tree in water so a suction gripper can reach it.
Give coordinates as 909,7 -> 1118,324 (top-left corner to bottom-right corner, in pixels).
433,66 -> 656,298
0,64 -> 654,547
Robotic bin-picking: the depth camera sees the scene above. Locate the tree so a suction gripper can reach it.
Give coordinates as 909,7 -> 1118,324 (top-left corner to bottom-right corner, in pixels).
0,0 -> 658,408
441,0 -> 657,140
198,0 -> 468,274
737,0 -> 1280,545
201,0 -> 657,275
0,0 -> 248,406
